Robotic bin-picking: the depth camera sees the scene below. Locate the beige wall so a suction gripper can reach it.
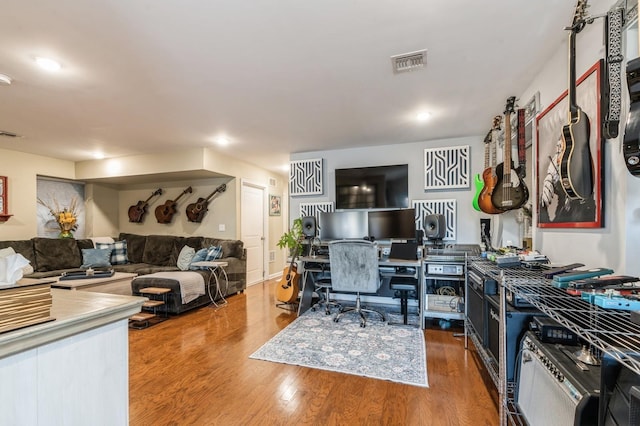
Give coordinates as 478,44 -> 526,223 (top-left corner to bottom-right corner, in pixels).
1,147 -> 288,277
0,148 -> 76,240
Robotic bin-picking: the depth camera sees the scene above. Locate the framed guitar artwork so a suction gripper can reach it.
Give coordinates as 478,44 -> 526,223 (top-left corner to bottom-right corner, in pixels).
536,60 -> 603,228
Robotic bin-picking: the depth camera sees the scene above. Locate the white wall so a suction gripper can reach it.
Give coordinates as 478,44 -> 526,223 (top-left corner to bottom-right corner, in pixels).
290,136 -> 486,245
520,0 -> 638,274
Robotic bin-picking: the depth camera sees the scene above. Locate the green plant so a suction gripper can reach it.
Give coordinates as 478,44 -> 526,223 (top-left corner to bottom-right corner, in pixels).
277,217 -> 303,256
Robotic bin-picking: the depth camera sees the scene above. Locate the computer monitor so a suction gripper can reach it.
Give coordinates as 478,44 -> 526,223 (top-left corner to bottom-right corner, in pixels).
367,208 -> 416,241
318,211 -> 369,241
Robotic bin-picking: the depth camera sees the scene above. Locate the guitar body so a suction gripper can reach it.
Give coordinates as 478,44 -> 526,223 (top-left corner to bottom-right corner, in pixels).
472,173 -> 483,211
155,201 -> 177,224
276,265 -> 300,303
186,184 -> 226,223
478,167 -> 502,214
560,109 -> 593,199
624,57 -> 640,176
186,198 -> 208,223
491,162 -> 529,211
128,188 -> 162,223
128,202 -> 148,223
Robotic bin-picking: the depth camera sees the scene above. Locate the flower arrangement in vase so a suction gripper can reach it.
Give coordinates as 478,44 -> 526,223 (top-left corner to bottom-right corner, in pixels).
38,197 -> 79,238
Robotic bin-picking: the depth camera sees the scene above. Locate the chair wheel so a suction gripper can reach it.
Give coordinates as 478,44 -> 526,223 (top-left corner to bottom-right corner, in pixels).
333,317 -> 339,322
360,323 -> 366,328
325,310 -> 330,315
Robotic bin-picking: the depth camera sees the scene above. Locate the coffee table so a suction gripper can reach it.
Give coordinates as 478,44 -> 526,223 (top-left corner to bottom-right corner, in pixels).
52,272 -> 138,295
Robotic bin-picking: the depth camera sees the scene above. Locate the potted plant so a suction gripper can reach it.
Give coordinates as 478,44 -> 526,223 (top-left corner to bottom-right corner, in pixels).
276,217 -> 303,258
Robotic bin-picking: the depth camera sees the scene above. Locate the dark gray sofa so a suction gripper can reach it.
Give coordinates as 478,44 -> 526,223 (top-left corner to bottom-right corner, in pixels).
0,233 -> 247,314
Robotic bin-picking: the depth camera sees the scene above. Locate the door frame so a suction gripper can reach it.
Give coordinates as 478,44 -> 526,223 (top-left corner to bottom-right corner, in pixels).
240,179 -> 268,285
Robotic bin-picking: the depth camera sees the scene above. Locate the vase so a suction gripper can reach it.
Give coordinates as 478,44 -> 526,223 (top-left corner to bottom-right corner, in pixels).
59,230 -> 74,239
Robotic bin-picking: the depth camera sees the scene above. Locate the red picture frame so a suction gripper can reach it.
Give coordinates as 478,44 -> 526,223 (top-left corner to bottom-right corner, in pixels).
536,60 -> 603,228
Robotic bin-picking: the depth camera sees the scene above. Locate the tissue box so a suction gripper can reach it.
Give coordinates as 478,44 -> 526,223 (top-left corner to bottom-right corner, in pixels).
0,280 -> 52,334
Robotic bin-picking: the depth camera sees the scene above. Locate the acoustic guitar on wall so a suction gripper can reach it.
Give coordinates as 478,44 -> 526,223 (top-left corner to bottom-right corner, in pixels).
154,186 -> 193,224
186,183 -> 227,223
477,116 -> 504,214
559,0 -> 593,200
128,188 -> 162,223
491,96 -> 529,211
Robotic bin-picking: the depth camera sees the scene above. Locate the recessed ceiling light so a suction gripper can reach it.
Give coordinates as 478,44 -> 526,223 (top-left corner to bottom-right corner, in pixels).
0,74 -> 12,85
416,112 -> 432,122
35,57 -> 62,72
93,152 -> 105,160
215,136 -> 230,146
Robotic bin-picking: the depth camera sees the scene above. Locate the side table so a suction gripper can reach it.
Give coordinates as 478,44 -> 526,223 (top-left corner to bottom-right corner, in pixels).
191,261 -> 229,308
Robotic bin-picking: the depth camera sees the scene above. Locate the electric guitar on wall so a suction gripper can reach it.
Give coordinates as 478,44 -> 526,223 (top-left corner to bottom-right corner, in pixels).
154,186 -> 193,224
478,116 -> 504,214
624,11 -> 640,176
276,247 -> 301,304
559,0 -> 594,199
186,183 -> 227,223
472,129 -> 492,212
491,96 -> 529,211
128,188 -> 162,223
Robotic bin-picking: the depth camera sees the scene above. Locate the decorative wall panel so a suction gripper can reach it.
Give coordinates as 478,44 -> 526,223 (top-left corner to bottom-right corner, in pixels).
299,202 -> 334,219
412,199 -> 457,240
289,159 -> 323,196
424,145 -> 469,190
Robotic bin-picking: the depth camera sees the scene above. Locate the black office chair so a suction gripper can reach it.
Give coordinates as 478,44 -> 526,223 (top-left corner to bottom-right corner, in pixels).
329,240 -> 385,327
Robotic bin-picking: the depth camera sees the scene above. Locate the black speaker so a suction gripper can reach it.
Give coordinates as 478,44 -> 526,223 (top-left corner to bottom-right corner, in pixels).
301,216 -> 317,238
424,214 -> 446,239
415,229 -> 424,244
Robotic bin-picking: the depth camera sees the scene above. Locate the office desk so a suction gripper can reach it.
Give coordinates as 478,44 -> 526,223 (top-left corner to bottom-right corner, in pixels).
298,256 -> 424,328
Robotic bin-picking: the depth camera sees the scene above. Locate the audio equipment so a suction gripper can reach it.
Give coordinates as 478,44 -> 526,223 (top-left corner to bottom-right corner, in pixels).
426,264 -> 464,276
529,316 -> 578,345
415,229 -> 424,244
467,269 -> 486,344
517,332 -> 600,426
542,262 -> 585,279
424,214 -> 446,240
301,216 -> 317,238
486,295 -> 544,382
600,352 -> 640,425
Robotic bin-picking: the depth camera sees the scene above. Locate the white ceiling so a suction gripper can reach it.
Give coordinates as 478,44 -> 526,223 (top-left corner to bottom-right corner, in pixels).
0,1 -> 588,175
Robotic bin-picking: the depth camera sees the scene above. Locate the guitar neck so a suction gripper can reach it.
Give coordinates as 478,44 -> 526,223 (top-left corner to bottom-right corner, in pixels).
483,131 -> 491,168
568,31 -> 578,117
503,112 -> 512,182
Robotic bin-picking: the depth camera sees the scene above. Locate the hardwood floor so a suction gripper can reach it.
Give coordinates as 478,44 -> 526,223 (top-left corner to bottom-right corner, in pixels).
129,279 -> 499,425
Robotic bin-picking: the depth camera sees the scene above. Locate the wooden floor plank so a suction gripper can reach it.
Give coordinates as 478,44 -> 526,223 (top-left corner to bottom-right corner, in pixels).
129,278 -> 498,425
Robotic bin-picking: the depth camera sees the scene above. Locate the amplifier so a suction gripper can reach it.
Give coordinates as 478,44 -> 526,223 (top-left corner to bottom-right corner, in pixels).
517,332 -> 600,426
426,263 -> 464,276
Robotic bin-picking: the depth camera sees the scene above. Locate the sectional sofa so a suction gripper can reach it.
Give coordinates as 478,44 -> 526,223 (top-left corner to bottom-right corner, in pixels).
0,233 -> 247,314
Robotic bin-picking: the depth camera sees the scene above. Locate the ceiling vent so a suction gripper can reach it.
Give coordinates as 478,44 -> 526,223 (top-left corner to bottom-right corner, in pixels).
391,50 -> 427,74
0,130 -> 20,138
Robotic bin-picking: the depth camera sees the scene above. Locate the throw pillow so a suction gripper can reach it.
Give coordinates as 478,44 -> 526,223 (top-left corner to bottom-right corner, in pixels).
96,240 -> 129,265
176,245 -> 196,271
81,248 -> 112,269
189,247 -> 209,270
205,245 -> 223,261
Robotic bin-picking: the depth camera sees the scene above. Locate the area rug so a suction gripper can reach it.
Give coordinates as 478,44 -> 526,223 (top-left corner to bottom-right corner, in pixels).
249,309 -> 428,387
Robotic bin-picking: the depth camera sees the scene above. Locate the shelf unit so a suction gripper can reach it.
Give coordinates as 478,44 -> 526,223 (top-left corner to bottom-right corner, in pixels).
422,252 -> 467,325
492,266 -> 640,425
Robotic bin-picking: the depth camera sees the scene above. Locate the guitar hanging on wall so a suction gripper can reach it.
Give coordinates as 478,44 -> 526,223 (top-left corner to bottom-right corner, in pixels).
491,96 -> 529,211
154,186 -> 193,224
186,183 -> 227,223
128,188 -> 162,223
472,129 -> 492,212
477,116 -> 504,214
624,10 -> 640,176
559,0 -> 594,199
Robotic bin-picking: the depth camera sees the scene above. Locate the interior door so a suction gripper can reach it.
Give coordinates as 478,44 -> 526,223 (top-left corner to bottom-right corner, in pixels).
241,181 -> 266,286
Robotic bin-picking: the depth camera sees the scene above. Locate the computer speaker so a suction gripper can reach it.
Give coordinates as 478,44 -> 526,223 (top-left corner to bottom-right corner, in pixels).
301,216 -> 317,238
424,214 -> 446,240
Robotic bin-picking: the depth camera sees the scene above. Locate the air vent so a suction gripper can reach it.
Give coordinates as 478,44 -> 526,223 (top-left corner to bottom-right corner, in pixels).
269,177 -> 277,187
391,50 -> 427,73
0,130 -> 20,138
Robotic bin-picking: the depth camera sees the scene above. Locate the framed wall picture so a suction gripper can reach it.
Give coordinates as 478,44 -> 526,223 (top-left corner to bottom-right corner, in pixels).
0,176 -> 7,216
536,60 -> 603,228
269,195 -> 281,216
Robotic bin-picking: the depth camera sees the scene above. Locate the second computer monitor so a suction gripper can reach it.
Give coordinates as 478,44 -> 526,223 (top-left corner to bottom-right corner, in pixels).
367,208 -> 416,241
318,211 -> 369,241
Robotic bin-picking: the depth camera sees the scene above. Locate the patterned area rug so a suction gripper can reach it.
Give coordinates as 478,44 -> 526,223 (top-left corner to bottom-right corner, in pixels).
250,309 -> 428,387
